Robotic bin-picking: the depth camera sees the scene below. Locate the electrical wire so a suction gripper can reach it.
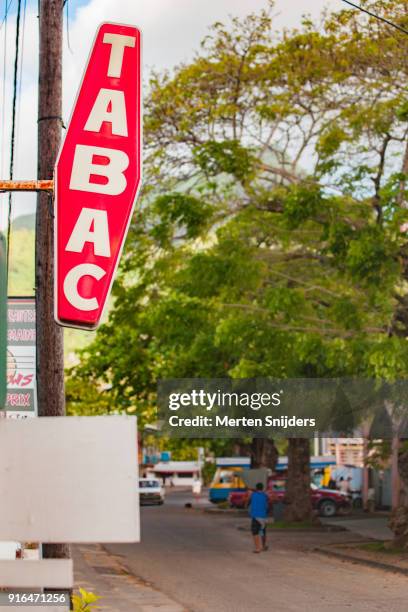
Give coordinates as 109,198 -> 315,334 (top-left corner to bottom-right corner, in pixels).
341,0 -> 408,36
0,0 -> 14,31
0,0 -> 9,179
9,0 -> 22,181
65,0 -> 72,53
15,0 -> 27,160
6,0 -> 22,265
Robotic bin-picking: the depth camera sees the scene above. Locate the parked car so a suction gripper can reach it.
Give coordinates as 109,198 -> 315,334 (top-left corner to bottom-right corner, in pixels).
139,478 -> 165,505
228,483 -> 350,517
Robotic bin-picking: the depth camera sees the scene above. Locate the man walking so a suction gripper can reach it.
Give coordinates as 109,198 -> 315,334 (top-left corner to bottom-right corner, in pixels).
248,482 -> 269,553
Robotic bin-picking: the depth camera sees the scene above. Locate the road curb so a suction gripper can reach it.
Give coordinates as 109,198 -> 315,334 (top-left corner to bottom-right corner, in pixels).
202,507 -> 248,516
92,544 -> 187,611
314,546 -> 408,576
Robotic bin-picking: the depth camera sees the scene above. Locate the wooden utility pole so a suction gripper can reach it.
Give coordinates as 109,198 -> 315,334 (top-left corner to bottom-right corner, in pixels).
36,0 -> 68,560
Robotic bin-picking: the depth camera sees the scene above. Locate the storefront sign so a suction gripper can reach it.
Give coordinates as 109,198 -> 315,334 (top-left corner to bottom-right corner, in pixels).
5,298 -> 37,415
55,23 -> 142,329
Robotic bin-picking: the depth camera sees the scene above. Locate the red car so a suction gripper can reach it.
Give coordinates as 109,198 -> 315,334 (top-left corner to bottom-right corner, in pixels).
229,483 -> 350,517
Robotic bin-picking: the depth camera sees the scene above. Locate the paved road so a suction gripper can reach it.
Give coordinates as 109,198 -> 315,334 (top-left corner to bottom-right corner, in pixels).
106,491 -> 408,612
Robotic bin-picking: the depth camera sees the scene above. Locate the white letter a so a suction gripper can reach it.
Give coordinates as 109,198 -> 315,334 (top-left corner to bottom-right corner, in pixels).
66,208 -> 111,257
84,88 -> 128,136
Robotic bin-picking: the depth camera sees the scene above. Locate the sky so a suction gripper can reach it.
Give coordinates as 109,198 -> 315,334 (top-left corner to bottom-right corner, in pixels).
0,0 -> 344,224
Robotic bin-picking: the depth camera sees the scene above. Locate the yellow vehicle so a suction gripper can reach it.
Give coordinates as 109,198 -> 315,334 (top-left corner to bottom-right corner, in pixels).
209,457 -> 250,503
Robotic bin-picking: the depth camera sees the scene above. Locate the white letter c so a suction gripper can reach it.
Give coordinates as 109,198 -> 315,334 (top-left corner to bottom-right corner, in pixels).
63,263 -> 106,311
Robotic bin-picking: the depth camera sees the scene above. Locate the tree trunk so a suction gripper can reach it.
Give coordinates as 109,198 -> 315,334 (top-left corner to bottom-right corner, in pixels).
250,438 -> 278,470
283,438 -> 313,522
389,442 -> 408,549
232,438 -> 278,471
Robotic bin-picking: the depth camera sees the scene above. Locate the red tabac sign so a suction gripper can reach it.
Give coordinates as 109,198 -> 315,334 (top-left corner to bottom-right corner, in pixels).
55,23 -> 142,329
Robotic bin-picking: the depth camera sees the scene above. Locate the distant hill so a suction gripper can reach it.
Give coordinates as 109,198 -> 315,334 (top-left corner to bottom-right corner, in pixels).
12,213 -> 35,231
7,223 -> 94,363
8,227 -> 35,296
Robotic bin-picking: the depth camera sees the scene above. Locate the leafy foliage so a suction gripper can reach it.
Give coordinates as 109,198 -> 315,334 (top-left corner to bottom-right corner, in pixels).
72,588 -> 101,611
68,3 -> 408,491
193,140 -> 255,182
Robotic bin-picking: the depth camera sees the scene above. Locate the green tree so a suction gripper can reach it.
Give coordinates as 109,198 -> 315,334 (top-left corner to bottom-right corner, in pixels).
69,1 -> 408,532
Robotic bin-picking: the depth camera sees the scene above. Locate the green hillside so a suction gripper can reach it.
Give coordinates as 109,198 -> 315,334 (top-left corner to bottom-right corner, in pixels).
8,218 -> 94,364
8,227 -> 35,296
11,213 -> 35,231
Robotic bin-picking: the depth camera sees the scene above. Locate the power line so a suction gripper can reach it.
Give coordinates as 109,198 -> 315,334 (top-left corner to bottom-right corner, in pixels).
8,0 -> 22,181
65,0 -> 72,53
0,0 -> 14,32
15,0 -> 27,159
7,0 -> 22,264
8,0 -> 22,180
0,0 -> 8,178
341,0 -> 408,36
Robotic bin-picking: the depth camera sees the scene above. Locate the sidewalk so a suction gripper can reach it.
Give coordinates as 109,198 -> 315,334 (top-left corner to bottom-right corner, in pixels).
73,545 -> 186,612
322,515 -> 393,540
316,515 -> 408,576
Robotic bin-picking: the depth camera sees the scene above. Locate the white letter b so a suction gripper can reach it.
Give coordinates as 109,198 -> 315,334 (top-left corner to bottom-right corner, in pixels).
69,144 -> 129,195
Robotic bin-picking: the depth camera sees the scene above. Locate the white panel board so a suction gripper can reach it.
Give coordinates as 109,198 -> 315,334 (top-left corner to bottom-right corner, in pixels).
0,542 -> 19,559
0,416 -> 139,542
1,606 -> 69,612
0,559 -> 73,588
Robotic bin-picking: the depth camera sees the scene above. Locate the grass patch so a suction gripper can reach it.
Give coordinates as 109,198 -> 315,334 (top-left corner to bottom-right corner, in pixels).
216,501 -> 230,509
267,520 -> 318,529
359,541 -> 407,555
